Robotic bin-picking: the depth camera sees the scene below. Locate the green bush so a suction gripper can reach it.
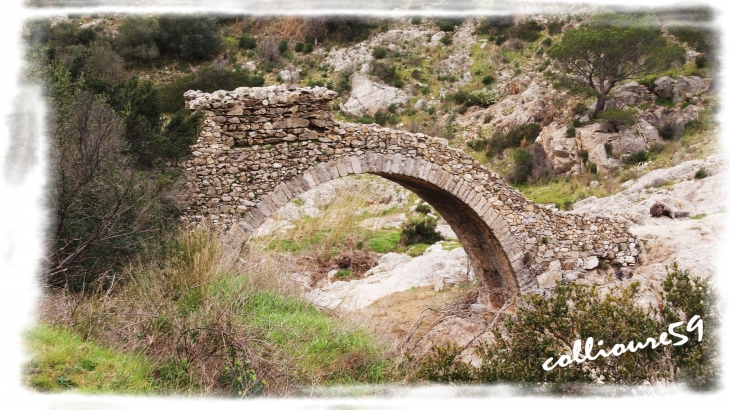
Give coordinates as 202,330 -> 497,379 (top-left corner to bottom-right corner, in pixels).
411,16 -> 422,25
695,168 -> 708,179
487,123 -> 542,157
579,149 -> 589,163
510,20 -> 543,42
604,142 -> 613,158
294,41 -> 304,52
508,149 -> 533,184
481,75 -> 495,86
435,20 -> 456,32
416,265 -> 718,390
414,203 -> 432,214
565,126 -> 576,138
371,61 -> 402,87
587,162 -> 597,174
624,150 -> 649,165
157,16 -> 222,62
372,47 -> 387,59
158,64 -> 264,113
597,108 -> 638,130
114,17 -> 160,63
239,34 -> 257,49
467,138 -> 488,152
468,89 -> 499,107
400,217 -> 443,246
303,43 -> 314,53
440,34 -> 453,46
277,39 -> 288,54
475,15 -> 513,37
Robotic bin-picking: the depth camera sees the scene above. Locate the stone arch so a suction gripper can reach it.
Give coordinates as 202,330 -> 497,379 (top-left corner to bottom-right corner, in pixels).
240,153 -> 523,306
181,85 -> 639,308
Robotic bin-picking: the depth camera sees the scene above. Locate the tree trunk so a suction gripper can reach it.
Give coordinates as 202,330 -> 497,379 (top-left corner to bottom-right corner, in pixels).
594,94 -> 607,116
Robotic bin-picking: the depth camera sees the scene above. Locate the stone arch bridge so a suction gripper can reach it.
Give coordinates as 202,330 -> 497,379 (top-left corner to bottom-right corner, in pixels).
182,85 -> 639,307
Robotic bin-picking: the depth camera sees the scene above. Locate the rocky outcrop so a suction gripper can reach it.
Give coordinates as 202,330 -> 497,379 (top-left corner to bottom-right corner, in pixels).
303,243 -> 474,310
534,123 -> 583,175
341,74 -> 408,117
278,66 -> 300,85
485,76 -> 556,133
654,76 -> 711,102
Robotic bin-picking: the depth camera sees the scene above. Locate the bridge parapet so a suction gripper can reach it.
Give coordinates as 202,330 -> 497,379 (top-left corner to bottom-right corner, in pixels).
182,85 -> 639,305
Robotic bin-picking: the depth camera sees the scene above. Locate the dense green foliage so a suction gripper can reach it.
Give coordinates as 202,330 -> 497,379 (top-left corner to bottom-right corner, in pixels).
27,18 -> 205,290
400,217 -> 444,246
509,149 -> 534,184
416,265 -> 718,392
487,123 -> 542,158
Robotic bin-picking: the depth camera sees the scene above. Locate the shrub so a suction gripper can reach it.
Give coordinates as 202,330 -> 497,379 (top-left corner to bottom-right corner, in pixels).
415,266 -> 718,390
414,203 -> 432,214
541,37 -> 553,47
587,162 -> 597,174
510,19 -> 542,42
158,63 -> 264,113
303,43 -> 314,53
572,102 -> 588,116
597,108 -> 638,131
487,123 -> 542,157
400,217 -> 443,246
294,41 -> 304,52
114,17 -> 160,63
277,39 -> 288,54
604,142 -> 613,157
658,122 -> 683,140
695,168 -> 708,179
411,16 -> 422,25
239,34 -> 257,50
468,89 -> 499,107
466,138 -> 488,152
440,34 -> 453,46
624,150 -> 649,165
565,126 -> 576,138
481,75 -> 495,86
371,61 -> 402,87
372,47 -> 387,59
579,149 -> 589,163
695,55 -> 707,69
157,16 -> 222,62
435,20 -> 456,32
547,19 -> 563,35
475,15 -> 513,37
411,68 -> 422,80
508,149 -> 534,184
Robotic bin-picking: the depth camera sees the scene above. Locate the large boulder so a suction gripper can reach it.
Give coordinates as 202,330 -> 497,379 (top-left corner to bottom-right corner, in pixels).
278,66 -> 300,85
653,76 -> 711,102
534,123 -> 583,175
341,73 -> 408,117
608,81 -> 656,109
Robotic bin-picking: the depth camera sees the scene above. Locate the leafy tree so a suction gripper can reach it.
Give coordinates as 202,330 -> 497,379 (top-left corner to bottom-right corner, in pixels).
114,17 -> 160,63
157,16 -> 222,62
548,15 -> 685,115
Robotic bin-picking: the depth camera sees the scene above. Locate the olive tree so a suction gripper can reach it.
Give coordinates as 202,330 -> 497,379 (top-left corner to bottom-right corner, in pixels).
548,15 -> 684,115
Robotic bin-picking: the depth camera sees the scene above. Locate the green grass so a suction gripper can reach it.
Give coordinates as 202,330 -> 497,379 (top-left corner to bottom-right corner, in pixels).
441,241 -> 462,251
518,177 -> 605,208
691,213 -> 707,220
405,243 -> 430,257
364,230 -> 401,253
24,324 -> 158,394
242,290 -> 389,383
335,269 -> 352,278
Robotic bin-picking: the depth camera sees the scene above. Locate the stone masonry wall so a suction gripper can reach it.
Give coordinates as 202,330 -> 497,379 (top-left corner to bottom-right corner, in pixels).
181,85 -> 640,300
